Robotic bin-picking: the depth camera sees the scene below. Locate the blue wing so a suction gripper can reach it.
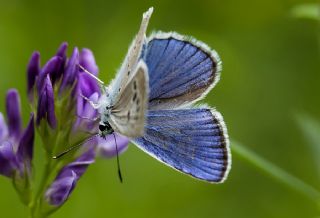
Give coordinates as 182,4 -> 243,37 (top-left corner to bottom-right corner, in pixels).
142,32 -> 221,110
132,108 -> 231,183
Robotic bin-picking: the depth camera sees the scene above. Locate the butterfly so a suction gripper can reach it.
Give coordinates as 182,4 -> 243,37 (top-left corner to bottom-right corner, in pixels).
81,7 -> 231,183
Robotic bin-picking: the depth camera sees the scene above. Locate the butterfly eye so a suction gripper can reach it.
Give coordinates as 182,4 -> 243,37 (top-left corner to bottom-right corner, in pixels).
99,124 -> 107,132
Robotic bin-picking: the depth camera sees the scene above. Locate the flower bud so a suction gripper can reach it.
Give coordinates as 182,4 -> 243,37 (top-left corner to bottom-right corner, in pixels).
45,146 -> 95,206
27,52 -> 40,101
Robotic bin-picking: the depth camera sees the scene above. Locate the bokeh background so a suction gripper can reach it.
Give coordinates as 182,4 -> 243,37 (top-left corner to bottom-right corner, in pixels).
0,0 -> 319,217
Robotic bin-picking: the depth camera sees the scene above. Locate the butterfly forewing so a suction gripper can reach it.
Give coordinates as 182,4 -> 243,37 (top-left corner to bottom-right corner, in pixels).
142,32 -> 221,110
110,61 -> 149,138
110,8 -> 153,103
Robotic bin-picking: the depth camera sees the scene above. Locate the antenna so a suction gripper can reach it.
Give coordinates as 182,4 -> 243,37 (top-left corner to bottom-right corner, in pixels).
53,134 -> 99,159
113,133 -> 123,183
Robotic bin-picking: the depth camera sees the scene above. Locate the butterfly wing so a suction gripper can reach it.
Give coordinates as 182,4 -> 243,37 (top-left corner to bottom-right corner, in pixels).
109,61 -> 149,138
141,32 -> 221,110
132,108 -> 231,183
109,8 -> 153,102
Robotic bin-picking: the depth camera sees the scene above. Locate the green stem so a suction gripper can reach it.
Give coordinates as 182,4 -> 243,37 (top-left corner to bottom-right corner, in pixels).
29,156 -> 59,218
231,140 -> 320,203
29,159 -> 51,218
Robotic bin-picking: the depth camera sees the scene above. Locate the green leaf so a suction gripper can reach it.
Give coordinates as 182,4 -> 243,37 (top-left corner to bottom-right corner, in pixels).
291,3 -> 320,21
295,113 -> 320,176
231,140 -> 320,203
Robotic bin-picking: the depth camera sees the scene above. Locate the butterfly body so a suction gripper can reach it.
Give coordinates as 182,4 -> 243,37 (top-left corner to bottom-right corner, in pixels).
97,90 -> 114,136
98,118 -> 114,138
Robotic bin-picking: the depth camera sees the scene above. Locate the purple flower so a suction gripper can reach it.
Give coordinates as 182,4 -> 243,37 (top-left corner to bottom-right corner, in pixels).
28,42 -> 129,151
96,134 -> 129,158
45,146 -> 95,206
0,89 -> 35,178
23,42 -> 130,209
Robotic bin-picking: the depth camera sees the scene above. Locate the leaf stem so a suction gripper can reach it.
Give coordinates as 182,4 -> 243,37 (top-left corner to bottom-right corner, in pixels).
231,140 -> 320,203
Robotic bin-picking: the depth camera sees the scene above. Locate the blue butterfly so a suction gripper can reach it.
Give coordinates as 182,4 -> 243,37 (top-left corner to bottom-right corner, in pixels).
80,7 -> 231,183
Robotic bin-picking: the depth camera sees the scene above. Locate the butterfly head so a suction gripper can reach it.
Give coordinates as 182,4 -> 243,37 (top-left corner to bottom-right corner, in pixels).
98,121 -> 114,137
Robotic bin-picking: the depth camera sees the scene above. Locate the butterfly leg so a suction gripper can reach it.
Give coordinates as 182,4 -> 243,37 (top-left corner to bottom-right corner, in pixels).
78,64 -> 105,85
76,114 -> 99,122
78,64 -> 107,95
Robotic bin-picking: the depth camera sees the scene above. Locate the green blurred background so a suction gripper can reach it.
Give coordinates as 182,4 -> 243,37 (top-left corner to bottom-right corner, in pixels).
0,0 -> 319,217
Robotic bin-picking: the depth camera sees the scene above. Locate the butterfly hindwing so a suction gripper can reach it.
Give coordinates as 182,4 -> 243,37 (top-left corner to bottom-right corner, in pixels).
142,32 -> 221,110
110,61 -> 149,138
132,108 -> 231,183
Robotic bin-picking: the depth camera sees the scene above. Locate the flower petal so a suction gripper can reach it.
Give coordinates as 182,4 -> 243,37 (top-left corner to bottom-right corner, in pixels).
57,145 -> 95,179
36,76 -> 56,128
54,42 -> 68,83
56,42 -> 68,59
81,92 -> 99,120
37,56 -> 62,92
60,47 -> 79,93
36,86 -> 47,126
6,89 -> 22,141
45,76 -> 56,128
27,52 -> 40,101
97,133 -> 129,158
0,113 -> 8,142
45,146 -> 95,206
17,114 -> 34,165
74,92 -> 99,133
78,73 -> 100,98
79,48 -> 99,75
0,141 -> 18,177
45,170 -> 77,206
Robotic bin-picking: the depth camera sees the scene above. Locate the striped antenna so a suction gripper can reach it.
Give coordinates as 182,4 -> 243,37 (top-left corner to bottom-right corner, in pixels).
53,134 -> 100,159
113,133 -> 123,183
